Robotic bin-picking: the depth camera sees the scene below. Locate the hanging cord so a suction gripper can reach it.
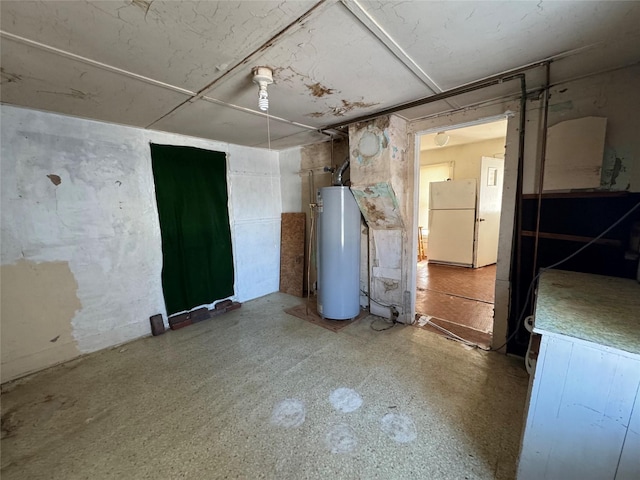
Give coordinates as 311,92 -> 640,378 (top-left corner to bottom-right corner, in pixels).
492,200 -> 640,352
422,317 -> 483,349
266,110 -> 271,150
361,289 -> 399,331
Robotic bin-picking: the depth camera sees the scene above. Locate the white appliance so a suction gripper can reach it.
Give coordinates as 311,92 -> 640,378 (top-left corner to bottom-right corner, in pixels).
428,179 -> 476,266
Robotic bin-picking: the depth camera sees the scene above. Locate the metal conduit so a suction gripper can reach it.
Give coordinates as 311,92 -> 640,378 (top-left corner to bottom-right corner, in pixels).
532,63 -> 552,275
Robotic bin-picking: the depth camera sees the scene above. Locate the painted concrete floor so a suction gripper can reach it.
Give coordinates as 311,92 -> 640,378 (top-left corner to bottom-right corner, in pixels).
1,293 -> 528,480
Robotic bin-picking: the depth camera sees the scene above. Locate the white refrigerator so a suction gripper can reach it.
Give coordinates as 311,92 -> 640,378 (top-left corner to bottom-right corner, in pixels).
428,179 -> 476,266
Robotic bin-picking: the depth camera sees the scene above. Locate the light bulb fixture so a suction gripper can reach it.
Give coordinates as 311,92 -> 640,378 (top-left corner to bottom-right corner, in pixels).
252,66 -> 273,111
434,131 -> 450,147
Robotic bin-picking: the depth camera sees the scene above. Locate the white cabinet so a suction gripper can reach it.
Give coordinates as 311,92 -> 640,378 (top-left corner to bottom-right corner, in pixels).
517,270 -> 640,480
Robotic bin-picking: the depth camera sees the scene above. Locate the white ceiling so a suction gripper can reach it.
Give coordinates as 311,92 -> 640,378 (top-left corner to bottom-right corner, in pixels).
1,1 -> 639,150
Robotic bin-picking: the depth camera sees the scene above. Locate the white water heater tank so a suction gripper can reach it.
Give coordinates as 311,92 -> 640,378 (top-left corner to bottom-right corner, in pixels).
317,186 -> 361,320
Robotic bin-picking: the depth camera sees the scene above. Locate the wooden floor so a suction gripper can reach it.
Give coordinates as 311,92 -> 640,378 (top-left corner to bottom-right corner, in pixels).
415,261 -> 496,349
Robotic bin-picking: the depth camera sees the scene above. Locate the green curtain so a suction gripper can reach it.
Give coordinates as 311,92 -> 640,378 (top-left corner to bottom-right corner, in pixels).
150,144 -> 234,315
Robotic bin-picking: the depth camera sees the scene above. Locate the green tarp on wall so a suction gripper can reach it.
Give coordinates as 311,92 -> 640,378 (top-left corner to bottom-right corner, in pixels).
150,144 -> 234,315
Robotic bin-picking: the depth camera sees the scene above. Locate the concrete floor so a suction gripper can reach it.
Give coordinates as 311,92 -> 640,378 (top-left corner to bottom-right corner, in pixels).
1,293 -> 529,479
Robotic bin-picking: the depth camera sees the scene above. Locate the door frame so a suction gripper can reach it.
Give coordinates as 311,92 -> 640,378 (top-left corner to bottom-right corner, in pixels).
411,114 -> 512,347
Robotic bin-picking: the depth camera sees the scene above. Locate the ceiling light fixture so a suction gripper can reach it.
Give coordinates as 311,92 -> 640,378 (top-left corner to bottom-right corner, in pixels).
434,132 -> 450,147
252,66 -> 273,111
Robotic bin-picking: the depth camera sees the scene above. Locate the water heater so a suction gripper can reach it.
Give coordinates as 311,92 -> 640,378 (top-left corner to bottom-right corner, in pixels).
317,186 -> 361,320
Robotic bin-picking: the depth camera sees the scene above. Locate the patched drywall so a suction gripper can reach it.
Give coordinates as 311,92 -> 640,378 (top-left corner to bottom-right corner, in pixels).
543,116 -> 607,191
1,259 -> 82,381
1,105 -> 282,382
524,65 -> 640,194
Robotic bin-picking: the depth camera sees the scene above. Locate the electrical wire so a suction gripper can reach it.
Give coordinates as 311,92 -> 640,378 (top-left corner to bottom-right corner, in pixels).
360,289 -> 398,331
361,290 -> 395,309
491,200 -> 640,352
422,318 -> 483,349
370,318 -> 396,331
266,110 -> 271,151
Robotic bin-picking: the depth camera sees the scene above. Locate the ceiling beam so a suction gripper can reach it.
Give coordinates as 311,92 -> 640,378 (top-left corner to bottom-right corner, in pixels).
325,61 -> 550,130
0,30 -> 195,96
201,95 -> 319,132
340,0 -> 440,94
147,0 -> 338,130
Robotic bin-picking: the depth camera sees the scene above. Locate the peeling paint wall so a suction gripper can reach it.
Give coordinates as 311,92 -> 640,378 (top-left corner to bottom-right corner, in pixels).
0,105 -> 281,382
538,67 -> 640,193
350,116 -> 412,322
1,259 -> 82,381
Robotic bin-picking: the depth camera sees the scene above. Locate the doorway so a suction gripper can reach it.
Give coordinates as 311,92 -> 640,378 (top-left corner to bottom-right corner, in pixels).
413,119 -> 507,349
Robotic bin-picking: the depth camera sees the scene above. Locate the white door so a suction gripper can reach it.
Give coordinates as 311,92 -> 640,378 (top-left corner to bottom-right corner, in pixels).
474,157 -> 505,267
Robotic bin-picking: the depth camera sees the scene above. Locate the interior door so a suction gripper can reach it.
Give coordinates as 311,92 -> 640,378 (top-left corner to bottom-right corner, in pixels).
474,156 -> 505,267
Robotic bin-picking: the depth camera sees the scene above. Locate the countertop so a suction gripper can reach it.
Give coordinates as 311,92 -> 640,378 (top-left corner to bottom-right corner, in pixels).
534,269 -> 640,355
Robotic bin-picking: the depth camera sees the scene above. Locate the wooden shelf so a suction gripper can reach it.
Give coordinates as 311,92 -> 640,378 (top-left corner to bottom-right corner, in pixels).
521,230 -> 622,247
522,191 -> 629,200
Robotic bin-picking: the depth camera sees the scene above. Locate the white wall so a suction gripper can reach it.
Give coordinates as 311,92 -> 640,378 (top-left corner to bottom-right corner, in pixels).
1,105 -> 281,382
420,138 -> 506,176
278,147 -> 302,213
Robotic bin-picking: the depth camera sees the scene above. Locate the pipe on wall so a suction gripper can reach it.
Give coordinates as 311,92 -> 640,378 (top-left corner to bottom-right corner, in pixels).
324,61 -> 549,131
532,62 -> 552,273
334,158 -> 350,186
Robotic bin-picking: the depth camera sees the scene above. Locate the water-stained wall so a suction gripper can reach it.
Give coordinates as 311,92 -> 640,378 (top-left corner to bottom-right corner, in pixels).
349,116 -> 413,322
1,105 -> 282,382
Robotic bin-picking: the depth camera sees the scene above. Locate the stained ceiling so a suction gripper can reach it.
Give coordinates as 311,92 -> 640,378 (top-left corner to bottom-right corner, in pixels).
1,1 -> 639,150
